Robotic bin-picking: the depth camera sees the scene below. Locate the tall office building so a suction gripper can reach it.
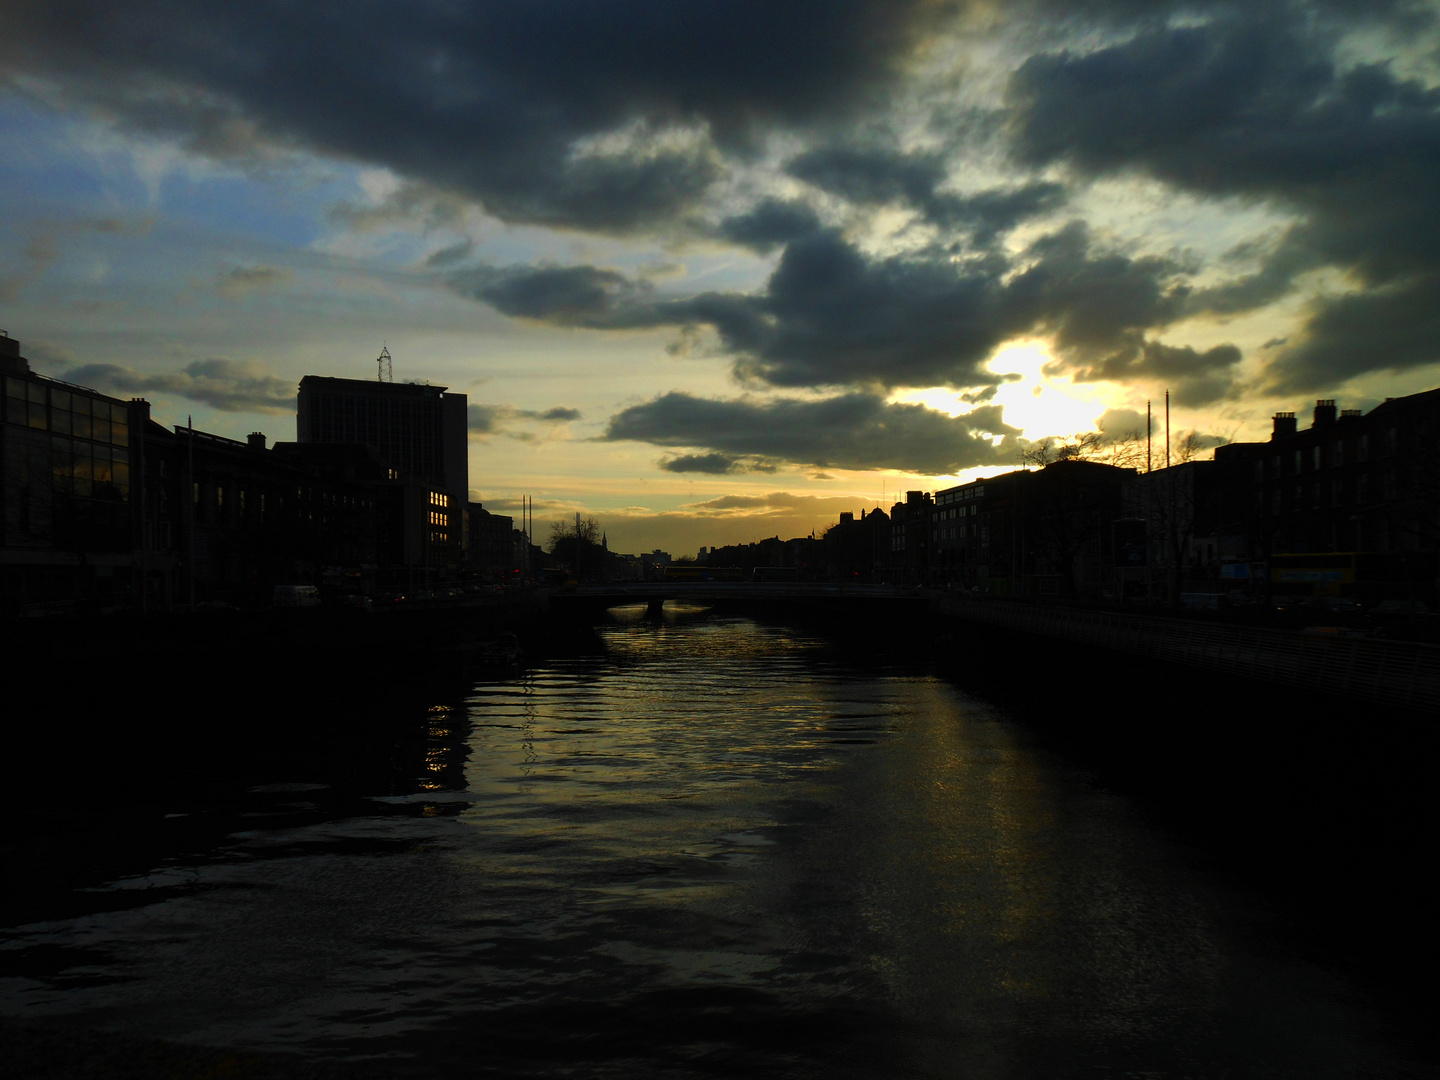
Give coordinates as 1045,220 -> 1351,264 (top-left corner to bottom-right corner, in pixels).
296,375 -> 468,497
297,374 -> 469,580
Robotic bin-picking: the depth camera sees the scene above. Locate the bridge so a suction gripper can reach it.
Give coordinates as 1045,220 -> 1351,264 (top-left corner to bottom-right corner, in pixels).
538,583 -> 1440,712
541,581 -> 933,617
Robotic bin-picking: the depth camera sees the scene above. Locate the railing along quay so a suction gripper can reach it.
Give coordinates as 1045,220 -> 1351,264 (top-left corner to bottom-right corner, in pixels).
936,595 -> 1440,713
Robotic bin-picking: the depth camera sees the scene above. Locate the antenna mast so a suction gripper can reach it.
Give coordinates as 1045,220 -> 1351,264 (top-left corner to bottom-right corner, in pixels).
377,344 -> 393,383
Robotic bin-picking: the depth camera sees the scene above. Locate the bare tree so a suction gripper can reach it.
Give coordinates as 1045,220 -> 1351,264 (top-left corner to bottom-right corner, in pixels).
548,514 -> 603,580
1023,430 -> 1148,471
1021,431 -> 1107,468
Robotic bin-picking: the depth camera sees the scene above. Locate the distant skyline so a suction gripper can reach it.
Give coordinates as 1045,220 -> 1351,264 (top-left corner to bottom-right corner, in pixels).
4,1 -> 1438,554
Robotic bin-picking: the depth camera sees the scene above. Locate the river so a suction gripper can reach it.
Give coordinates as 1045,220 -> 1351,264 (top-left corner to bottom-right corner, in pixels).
1,606 -> 1428,1077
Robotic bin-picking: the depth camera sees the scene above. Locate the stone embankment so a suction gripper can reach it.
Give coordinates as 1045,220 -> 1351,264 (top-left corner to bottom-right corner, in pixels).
936,594 -> 1440,713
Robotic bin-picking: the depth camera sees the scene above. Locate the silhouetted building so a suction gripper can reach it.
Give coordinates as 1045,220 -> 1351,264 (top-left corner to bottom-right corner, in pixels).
467,501 -> 516,578
822,507 -> 890,581
1,332 -> 145,613
297,372 -> 468,581
890,491 -> 933,583
1118,460 -> 1224,603
1214,392 -> 1440,602
934,461 -> 1130,597
2,332 -> 391,612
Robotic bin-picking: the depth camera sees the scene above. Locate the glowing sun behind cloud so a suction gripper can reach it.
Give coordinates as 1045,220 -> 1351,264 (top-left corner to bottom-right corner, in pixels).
890,340 -> 1117,457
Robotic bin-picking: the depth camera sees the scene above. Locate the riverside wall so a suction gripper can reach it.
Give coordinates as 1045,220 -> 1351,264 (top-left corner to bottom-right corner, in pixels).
934,593 -> 1440,713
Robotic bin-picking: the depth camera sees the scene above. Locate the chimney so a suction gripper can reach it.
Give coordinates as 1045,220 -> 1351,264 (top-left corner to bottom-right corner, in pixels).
1313,399 -> 1337,428
248,432 -> 267,451
1271,412 -> 1297,440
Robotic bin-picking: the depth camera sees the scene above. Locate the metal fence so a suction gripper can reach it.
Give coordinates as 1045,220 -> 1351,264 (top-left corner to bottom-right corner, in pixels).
937,596 -> 1440,713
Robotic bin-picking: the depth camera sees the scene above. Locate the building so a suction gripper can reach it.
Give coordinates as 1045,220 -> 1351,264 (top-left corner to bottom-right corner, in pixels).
889,490 -> 934,583
2,332 -> 147,613
821,507 -> 890,582
466,501 -> 517,579
297,373 -> 469,584
1213,393 -> 1440,602
933,461 -> 1131,597
1117,460 -> 1223,604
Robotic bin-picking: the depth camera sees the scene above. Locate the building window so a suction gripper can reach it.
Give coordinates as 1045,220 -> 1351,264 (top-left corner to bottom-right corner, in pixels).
1332,440 -> 1344,467
1313,446 -> 1322,469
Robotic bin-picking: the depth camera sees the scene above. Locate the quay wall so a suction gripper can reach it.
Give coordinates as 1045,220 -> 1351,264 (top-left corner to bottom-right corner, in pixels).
934,594 -> 1440,714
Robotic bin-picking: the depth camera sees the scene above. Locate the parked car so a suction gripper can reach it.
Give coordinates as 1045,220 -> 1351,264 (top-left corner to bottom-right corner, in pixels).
1367,599 -> 1433,620
273,585 -> 321,608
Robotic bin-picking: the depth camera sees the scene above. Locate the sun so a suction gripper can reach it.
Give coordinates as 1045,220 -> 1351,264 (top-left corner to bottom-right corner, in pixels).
887,340 -> 1123,445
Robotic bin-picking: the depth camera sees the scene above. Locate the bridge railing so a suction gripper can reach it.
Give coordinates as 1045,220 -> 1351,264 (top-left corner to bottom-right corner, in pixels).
937,595 -> 1440,713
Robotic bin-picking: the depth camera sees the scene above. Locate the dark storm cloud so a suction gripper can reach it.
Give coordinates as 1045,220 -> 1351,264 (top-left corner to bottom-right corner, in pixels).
1004,222 -> 1190,363
1070,340 -> 1242,407
711,223 -> 1190,387
660,452 -> 740,474
1262,276 -> 1440,393
451,231 -> 1011,388
1007,9 -> 1440,388
787,145 -> 1065,243
0,1 -> 951,232
452,223 -> 1198,391
604,392 -> 1019,475
452,265 -> 647,325
715,200 -> 824,253
788,146 -> 947,208
468,402 -> 582,437
63,359 -> 294,413
720,231 -> 1011,387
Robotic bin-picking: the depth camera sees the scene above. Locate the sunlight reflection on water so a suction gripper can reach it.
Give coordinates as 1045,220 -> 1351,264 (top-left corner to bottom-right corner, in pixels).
0,616 -> 1422,1078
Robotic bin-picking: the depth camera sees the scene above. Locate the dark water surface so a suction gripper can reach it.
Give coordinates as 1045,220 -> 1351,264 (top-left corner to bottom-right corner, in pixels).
2,610 -> 1428,1078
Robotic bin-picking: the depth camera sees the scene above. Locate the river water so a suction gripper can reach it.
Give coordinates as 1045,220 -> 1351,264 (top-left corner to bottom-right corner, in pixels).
1,608 -> 1427,1078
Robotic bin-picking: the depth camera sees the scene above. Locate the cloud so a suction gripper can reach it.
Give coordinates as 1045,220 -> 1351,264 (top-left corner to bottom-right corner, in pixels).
451,264 -> 648,325
604,391 -> 1020,475
454,223 -> 1196,393
0,217 -> 135,301
63,358 -> 295,413
1262,275 -> 1440,393
423,239 -> 476,268
1068,339 -> 1243,407
467,402 -> 582,438
216,265 -> 294,297
683,490 -> 877,517
659,453 -> 739,475
787,144 -> 1065,243
1096,407 -> 1149,436
657,452 -> 780,474
715,199 -> 824,253
0,2 -> 951,233
1006,10 -> 1440,389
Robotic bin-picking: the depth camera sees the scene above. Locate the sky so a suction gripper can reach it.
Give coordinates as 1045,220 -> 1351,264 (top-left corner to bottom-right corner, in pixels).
3,1 -> 1438,555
